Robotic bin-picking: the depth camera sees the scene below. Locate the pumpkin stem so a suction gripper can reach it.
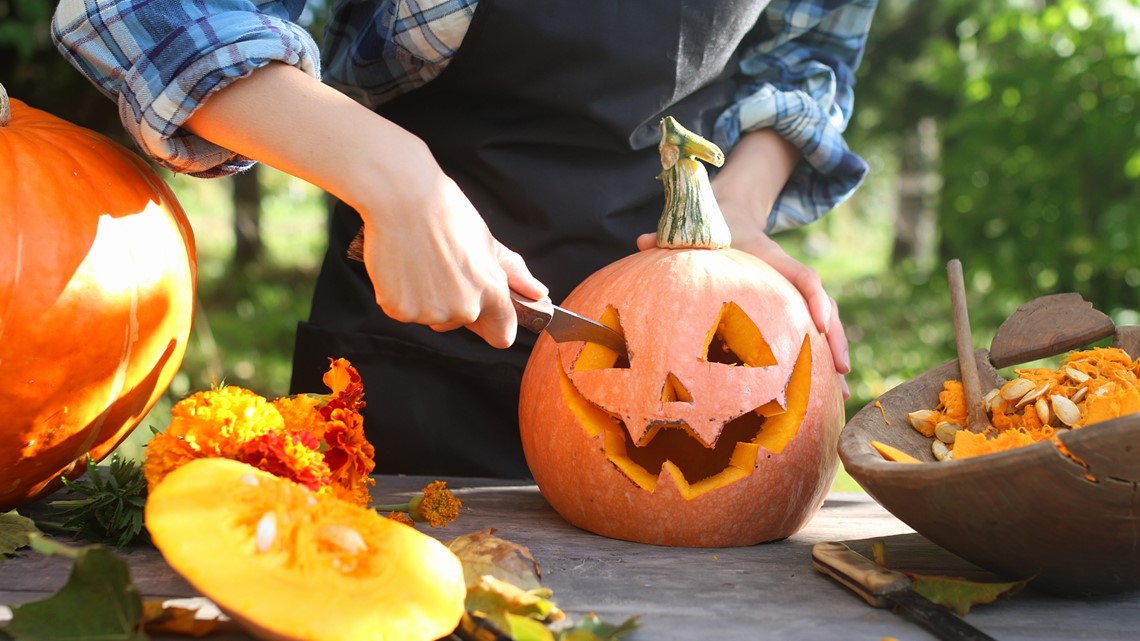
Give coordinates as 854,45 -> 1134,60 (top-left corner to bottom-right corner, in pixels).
0,83 -> 9,127
655,116 -> 731,249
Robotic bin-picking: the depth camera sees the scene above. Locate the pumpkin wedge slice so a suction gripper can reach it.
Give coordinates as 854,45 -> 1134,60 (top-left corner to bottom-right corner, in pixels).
146,458 -> 465,641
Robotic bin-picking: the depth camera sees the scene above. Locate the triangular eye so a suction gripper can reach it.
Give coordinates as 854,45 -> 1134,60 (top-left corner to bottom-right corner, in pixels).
705,302 -> 776,367
661,372 -> 692,403
572,305 -> 629,371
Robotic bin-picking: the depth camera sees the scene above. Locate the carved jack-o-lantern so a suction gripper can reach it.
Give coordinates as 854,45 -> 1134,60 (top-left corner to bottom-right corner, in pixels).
518,118 -> 845,547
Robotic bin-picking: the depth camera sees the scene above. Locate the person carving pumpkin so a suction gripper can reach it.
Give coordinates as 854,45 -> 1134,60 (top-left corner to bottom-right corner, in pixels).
53,0 -> 877,478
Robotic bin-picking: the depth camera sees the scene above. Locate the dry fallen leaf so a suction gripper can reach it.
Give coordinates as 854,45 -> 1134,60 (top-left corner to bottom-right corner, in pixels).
448,528 -> 543,589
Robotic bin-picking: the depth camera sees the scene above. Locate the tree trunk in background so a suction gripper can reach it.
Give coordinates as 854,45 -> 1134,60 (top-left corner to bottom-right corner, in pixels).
890,117 -> 941,272
232,166 -> 263,269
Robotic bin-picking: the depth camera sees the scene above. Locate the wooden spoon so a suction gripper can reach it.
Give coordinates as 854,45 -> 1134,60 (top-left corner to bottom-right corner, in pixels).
946,259 -> 989,433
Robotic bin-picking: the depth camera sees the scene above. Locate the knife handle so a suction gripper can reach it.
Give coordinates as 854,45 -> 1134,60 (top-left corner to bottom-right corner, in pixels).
510,290 -> 555,334
812,541 -> 911,608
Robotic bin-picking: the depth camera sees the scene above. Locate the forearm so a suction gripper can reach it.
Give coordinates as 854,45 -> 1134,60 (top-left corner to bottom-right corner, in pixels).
184,62 -> 430,219
712,128 -> 800,251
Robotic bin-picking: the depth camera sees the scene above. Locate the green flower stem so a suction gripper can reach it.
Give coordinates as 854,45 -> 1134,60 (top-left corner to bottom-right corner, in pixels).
375,494 -> 427,522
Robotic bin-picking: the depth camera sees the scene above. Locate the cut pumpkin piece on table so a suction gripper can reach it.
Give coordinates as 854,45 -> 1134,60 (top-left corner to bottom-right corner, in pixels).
145,458 -> 466,641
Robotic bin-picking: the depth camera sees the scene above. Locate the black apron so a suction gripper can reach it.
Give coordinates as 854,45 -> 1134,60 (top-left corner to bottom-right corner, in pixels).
292,0 -> 772,478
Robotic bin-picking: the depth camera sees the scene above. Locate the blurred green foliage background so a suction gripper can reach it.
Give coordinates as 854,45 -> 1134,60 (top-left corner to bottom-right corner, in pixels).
3,0 -> 1138,490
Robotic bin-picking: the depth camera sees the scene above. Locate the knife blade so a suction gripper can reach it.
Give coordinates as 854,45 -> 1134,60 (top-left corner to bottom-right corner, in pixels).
812,542 -> 999,641
510,291 -> 628,359
345,233 -> 628,356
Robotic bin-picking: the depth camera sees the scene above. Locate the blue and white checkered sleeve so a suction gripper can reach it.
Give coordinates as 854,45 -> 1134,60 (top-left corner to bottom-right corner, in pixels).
714,0 -> 878,232
52,0 -> 321,177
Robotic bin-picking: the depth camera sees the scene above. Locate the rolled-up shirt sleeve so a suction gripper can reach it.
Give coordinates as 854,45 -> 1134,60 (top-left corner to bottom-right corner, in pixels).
714,0 -> 878,233
52,0 -> 321,177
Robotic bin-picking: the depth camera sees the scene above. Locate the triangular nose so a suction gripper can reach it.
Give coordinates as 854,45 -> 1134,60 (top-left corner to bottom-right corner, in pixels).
661,372 -> 692,403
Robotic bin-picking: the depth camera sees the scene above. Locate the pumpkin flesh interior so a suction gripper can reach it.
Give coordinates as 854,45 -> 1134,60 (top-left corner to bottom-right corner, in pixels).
146,458 -> 465,641
566,304 -> 813,499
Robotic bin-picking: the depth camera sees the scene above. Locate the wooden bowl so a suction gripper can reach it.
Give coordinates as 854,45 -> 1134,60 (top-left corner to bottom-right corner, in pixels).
839,294 -> 1140,596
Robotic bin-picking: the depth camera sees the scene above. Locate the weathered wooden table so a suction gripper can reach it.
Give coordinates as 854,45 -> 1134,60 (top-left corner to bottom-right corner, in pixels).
3,475 -> 1138,640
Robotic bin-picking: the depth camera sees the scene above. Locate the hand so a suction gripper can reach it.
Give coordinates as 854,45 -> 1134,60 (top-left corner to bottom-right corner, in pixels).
636,128 -> 850,398
355,150 -> 547,348
184,62 -> 547,348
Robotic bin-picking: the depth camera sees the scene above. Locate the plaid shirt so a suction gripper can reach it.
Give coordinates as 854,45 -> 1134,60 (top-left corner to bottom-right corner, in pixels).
52,0 -> 877,231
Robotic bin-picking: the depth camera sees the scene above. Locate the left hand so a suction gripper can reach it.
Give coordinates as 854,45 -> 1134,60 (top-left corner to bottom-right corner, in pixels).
635,128 -> 850,399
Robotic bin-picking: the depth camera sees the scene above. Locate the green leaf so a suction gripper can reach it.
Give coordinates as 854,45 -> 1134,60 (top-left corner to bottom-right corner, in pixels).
40,455 -> 149,548
0,512 -> 40,558
555,615 -> 640,641
2,535 -> 146,641
909,573 -> 1028,617
465,575 -> 563,632
507,614 -> 556,641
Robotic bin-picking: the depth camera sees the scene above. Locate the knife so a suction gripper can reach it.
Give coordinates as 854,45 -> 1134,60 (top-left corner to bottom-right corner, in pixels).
812,542 -> 999,641
345,231 -> 628,357
510,291 -> 628,359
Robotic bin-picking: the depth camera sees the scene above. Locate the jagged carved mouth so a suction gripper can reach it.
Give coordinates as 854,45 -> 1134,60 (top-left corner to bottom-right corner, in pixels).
559,303 -> 812,499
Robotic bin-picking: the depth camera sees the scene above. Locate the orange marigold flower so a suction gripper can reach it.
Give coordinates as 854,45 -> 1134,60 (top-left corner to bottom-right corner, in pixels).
144,359 -> 378,505
386,511 -> 415,527
323,357 -> 365,410
415,481 -> 462,528
374,481 -> 462,527
236,430 -> 330,492
143,431 -> 199,491
273,394 -> 326,441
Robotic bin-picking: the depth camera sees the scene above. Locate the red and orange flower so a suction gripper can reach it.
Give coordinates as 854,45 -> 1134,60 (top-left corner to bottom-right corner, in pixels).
144,358 -> 376,506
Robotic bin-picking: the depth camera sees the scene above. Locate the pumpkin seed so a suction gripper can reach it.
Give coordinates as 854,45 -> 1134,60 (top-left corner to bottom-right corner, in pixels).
1016,383 -> 1050,408
1051,394 -> 1081,427
1064,367 -> 1090,384
908,410 -> 936,433
1070,387 -> 1088,403
931,440 -> 953,462
934,421 -> 960,444
983,388 -> 1003,412
1034,397 -> 1051,426
320,524 -> 368,555
1000,378 -> 1035,401
255,511 -> 277,552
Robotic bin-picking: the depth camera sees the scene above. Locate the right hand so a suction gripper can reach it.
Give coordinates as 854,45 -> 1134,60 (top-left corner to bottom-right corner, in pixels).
182,63 -> 547,347
354,140 -> 547,349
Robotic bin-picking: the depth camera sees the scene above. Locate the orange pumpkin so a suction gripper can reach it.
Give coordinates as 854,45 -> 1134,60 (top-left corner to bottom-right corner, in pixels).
0,84 -> 197,510
518,118 -> 845,547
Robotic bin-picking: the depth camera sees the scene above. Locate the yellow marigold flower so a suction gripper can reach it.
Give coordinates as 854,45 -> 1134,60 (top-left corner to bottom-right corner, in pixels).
168,386 -> 283,458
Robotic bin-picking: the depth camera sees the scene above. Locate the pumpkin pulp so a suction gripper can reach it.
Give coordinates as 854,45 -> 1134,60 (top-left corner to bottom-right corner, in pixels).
146,458 -> 466,641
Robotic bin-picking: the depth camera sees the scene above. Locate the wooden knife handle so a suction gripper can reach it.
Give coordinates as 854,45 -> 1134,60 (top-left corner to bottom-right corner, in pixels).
812,541 -> 910,608
510,291 -> 554,334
